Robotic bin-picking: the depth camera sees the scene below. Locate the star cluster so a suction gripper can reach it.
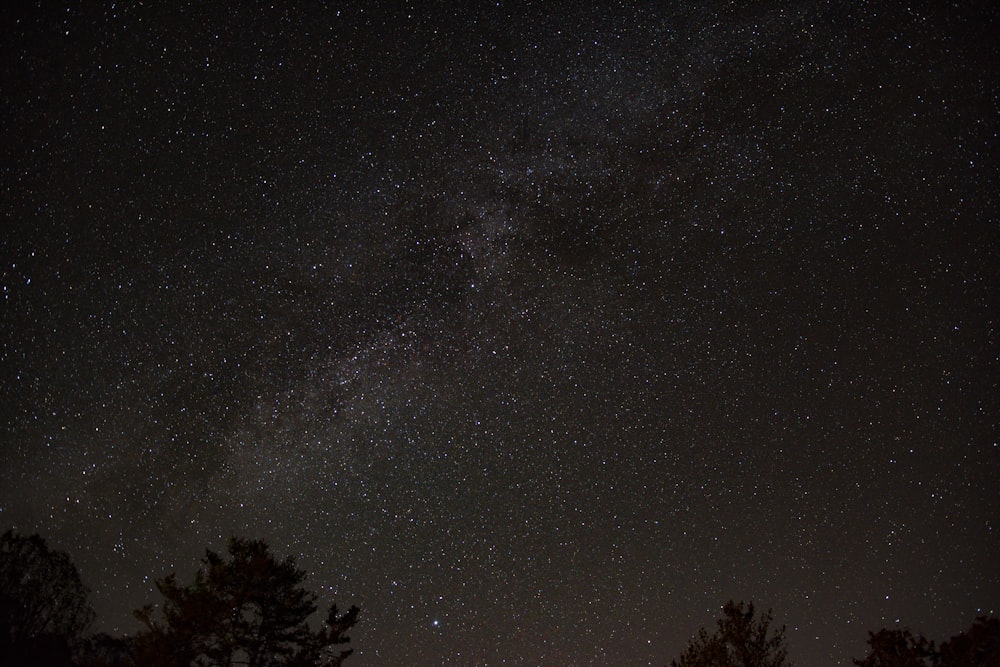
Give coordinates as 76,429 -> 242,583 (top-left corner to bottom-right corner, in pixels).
2,2 -> 997,665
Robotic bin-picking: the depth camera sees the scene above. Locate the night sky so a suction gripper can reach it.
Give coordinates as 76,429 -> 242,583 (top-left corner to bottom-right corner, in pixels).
1,2 -> 998,666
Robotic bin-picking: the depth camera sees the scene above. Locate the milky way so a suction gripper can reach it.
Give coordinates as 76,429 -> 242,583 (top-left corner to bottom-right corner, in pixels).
2,3 -> 998,665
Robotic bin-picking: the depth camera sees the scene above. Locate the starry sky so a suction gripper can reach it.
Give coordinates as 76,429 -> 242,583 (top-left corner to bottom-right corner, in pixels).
1,2 -> 998,665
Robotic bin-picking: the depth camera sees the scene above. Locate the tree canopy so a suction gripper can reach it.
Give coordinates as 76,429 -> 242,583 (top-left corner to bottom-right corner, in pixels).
0,529 -> 96,665
852,628 -> 937,667
938,616 -> 1000,667
671,600 -> 791,667
854,617 -> 1000,667
134,537 -> 358,667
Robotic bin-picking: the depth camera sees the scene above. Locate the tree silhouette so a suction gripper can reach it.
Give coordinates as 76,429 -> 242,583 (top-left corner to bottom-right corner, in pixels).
853,628 -> 936,667
671,600 -> 791,667
74,632 -> 137,667
0,528 -> 96,666
938,616 -> 1000,667
855,617 -> 1000,667
134,537 -> 358,667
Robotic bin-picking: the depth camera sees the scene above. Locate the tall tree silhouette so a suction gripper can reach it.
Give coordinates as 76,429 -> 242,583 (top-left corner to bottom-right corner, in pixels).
853,628 -> 936,667
0,529 -> 95,666
74,632 -> 137,667
855,618 -> 1000,667
671,600 -> 791,667
939,617 -> 1000,667
135,537 -> 358,667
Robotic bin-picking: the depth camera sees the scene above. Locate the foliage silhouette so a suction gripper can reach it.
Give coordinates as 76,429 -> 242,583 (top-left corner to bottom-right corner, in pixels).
74,632 -> 137,667
670,600 -> 791,667
852,628 -> 937,667
854,617 -> 1000,667
0,528 -> 96,666
134,537 -> 358,667
938,616 -> 1000,667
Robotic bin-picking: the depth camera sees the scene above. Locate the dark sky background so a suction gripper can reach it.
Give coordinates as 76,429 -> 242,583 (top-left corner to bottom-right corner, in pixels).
1,2 -> 998,665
